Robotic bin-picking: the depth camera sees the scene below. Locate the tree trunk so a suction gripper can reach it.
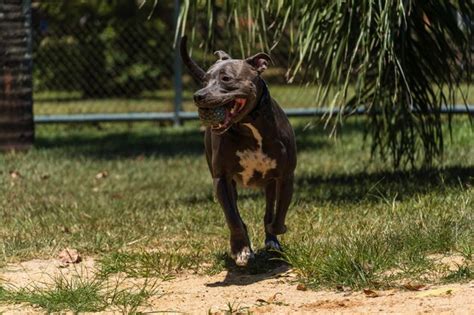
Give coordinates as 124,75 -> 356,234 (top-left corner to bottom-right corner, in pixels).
0,0 -> 34,151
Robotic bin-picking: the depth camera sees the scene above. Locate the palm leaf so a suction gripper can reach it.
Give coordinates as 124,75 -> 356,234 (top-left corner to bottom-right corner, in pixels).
174,0 -> 472,168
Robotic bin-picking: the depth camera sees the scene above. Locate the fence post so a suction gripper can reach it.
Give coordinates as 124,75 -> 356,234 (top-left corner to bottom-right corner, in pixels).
173,0 -> 183,126
0,0 -> 35,151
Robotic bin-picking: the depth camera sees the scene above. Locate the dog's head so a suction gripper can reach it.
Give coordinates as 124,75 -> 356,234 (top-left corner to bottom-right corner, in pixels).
180,36 -> 271,134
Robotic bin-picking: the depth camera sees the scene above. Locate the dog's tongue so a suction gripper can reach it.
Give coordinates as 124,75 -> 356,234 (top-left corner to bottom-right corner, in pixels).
235,98 -> 247,107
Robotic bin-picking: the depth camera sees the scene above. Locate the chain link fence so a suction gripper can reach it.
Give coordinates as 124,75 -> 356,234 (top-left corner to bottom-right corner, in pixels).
31,1 -> 471,124
31,1 -> 319,123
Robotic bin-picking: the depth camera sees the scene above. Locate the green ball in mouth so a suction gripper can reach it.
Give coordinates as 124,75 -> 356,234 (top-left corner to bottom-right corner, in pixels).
198,106 -> 226,126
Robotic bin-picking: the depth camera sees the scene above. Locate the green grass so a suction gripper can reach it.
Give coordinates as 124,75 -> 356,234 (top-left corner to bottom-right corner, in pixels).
0,117 -> 472,311
0,272 -> 157,313
34,85 -> 320,115
97,251 -> 201,279
33,84 -> 472,114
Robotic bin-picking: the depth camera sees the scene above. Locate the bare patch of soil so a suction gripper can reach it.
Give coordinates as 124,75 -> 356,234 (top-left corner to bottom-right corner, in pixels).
144,272 -> 473,314
0,258 -> 96,290
0,258 -> 473,314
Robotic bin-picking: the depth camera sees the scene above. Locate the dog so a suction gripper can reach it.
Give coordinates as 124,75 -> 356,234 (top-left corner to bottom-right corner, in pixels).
180,36 -> 296,266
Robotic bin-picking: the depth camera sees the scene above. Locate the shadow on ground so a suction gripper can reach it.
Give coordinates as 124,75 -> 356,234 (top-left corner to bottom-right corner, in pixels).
36,126 -> 206,158
35,123 -> 331,159
181,165 -> 473,205
296,166 -> 473,203
206,250 -> 289,287
35,122 -> 472,204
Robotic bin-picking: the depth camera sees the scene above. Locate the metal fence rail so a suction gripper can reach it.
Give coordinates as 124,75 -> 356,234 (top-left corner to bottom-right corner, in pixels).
31,1 -> 473,126
30,1 -> 343,124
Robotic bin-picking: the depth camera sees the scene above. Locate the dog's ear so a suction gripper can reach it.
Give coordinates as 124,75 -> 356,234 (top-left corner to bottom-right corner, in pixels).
246,53 -> 272,74
214,50 -> 232,61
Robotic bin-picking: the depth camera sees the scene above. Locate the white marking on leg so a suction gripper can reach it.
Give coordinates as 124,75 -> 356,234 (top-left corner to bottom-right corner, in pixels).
234,246 -> 254,266
236,123 -> 277,186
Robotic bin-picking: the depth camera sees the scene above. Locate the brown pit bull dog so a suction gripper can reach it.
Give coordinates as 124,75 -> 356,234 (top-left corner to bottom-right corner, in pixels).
180,36 -> 297,267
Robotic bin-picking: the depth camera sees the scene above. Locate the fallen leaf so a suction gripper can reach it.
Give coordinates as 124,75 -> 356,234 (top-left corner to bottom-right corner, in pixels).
9,171 -> 21,179
95,171 -> 108,179
387,291 -> 396,296
297,283 -> 307,291
58,248 -> 82,267
256,293 -> 283,305
256,298 -> 269,305
363,289 -> 379,298
111,193 -> 124,200
416,287 -> 457,298
403,283 -> 425,291
268,292 -> 282,302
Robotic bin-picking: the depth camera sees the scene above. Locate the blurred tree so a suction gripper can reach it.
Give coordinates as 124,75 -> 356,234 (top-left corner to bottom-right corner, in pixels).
177,0 -> 472,168
0,0 -> 34,150
33,0 -> 174,97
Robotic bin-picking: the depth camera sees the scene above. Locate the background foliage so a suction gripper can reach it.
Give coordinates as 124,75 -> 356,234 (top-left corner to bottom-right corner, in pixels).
32,0 -> 295,100
177,0 -> 473,168
33,0 -> 175,97
32,0 -> 472,168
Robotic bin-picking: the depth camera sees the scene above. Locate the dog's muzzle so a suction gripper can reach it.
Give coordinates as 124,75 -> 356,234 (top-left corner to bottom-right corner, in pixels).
198,98 -> 247,134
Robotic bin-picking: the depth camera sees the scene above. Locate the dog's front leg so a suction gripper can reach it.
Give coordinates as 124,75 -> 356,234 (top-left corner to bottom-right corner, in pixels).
214,177 -> 254,266
264,180 -> 282,251
267,175 -> 294,235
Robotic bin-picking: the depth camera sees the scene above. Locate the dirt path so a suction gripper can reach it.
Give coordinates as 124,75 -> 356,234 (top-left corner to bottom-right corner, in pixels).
1,259 -> 473,314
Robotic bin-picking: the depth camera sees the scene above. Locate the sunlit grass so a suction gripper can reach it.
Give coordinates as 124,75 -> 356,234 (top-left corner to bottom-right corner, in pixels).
33,84 -> 472,115
0,272 -> 158,313
0,117 -> 472,300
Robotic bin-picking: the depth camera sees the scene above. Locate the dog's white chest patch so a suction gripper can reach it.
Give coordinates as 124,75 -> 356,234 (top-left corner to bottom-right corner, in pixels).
236,123 -> 277,186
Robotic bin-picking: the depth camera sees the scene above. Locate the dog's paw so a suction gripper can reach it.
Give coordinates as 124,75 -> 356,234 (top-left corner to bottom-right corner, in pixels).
232,246 -> 254,267
265,239 -> 282,251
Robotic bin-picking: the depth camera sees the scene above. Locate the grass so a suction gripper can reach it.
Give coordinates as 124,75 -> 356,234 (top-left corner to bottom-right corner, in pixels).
34,85 -> 323,115
0,272 -> 158,313
33,84 -> 472,114
97,251 -> 201,279
0,116 -> 472,311
33,85 -> 319,115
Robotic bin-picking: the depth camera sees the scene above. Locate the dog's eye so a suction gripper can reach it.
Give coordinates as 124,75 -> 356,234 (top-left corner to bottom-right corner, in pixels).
221,76 -> 232,82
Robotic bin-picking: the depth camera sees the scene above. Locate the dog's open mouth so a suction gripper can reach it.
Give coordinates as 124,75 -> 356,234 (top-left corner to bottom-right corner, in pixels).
199,98 -> 247,133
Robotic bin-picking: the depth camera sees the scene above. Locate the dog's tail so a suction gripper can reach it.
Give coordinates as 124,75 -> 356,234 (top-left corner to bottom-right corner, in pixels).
180,36 -> 205,83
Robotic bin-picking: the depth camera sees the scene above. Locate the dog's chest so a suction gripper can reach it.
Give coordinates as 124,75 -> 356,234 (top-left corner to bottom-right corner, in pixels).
234,123 -> 277,187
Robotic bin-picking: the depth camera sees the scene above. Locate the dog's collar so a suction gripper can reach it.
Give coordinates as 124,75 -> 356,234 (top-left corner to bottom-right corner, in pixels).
248,79 -> 270,120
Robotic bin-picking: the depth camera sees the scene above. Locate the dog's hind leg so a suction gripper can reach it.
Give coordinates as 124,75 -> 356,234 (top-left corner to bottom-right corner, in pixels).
264,179 -> 282,251
267,175 -> 294,236
214,177 -> 254,266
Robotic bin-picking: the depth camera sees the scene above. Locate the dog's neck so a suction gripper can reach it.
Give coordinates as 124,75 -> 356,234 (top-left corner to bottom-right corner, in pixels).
228,78 -> 275,137
247,78 -> 270,120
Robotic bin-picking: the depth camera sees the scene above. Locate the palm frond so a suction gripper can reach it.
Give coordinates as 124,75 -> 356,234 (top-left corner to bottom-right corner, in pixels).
176,0 -> 472,168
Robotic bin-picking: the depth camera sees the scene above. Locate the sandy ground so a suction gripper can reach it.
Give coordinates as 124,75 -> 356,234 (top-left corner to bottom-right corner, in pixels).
0,258 -> 473,314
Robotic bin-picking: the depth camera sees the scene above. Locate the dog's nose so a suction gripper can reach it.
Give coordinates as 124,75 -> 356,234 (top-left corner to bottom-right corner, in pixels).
193,92 -> 205,103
